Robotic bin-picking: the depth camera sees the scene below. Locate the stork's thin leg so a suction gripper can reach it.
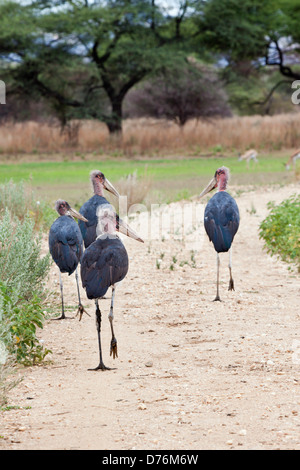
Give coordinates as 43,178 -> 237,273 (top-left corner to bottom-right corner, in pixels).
214,253 -> 221,302
75,268 -> 90,321
53,270 -> 66,320
109,285 -> 118,359
89,300 -> 112,371
228,248 -> 235,291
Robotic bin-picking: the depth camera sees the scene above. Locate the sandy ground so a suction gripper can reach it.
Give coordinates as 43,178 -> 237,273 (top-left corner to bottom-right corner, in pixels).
1,183 -> 299,450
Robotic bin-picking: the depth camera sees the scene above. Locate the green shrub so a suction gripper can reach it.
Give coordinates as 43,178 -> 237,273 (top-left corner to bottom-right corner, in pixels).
0,186 -> 53,403
0,210 -> 52,365
259,194 -> 300,272
0,282 -> 51,365
0,209 -> 51,300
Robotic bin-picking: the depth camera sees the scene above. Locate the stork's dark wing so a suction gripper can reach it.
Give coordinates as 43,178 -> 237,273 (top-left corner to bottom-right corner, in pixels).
49,216 -> 83,275
204,192 -> 240,253
81,237 -> 128,299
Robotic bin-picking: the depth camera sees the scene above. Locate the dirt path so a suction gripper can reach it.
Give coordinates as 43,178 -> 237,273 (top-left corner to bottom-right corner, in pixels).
1,184 -> 299,450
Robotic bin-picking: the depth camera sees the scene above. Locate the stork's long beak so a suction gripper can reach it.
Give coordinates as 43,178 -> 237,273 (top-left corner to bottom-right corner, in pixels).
69,207 -> 88,223
104,178 -> 120,198
199,176 -> 217,199
118,217 -> 144,243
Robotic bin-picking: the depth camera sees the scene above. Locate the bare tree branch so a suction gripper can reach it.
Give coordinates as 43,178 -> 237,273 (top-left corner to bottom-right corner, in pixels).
175,1 -> 188,39
266,39 -> 300,80
252,79 -> 293,106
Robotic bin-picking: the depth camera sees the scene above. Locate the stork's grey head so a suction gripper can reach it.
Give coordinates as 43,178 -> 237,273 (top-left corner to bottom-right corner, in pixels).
90,170 -> 120,198
199,166 -> 230,198
215,166 -> 230,185
55,199 -> 88,222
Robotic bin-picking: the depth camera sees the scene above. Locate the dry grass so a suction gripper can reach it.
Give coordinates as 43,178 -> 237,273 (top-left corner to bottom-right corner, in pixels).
116,170 -> 152,208
0,112 -> 299,157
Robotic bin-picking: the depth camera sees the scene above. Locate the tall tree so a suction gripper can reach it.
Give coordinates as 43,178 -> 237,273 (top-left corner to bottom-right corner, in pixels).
1,0 -> 196,134
125,62 -> 231,126
195,0 -> 300,80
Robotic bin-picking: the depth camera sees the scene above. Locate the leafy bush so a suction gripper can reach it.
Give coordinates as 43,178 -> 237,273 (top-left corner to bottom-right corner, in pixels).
0,282 -> 51,366
0,209 -> 51,299
259,194 -> 300,272
0,210 -> 52,366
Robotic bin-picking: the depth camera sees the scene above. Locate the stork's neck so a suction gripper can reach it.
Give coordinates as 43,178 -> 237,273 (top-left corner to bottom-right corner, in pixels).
218,175 -> 227,192
92,180 -> 104,196
58,208 -> 67,217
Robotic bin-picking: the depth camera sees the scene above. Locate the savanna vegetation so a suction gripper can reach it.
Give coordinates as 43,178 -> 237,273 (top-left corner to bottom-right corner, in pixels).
0,113 -> 299,157
259,194 -> 300,272
0,0 -> 300,141
0,181 -> 54,405
0,0 -> 299,405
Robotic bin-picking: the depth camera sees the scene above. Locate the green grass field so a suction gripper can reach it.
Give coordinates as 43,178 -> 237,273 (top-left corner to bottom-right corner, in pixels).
0,153 -> 295,205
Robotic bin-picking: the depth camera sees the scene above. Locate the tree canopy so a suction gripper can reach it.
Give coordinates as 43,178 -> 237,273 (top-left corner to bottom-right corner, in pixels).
0,0 -> 299,134
126,62 -> 231,126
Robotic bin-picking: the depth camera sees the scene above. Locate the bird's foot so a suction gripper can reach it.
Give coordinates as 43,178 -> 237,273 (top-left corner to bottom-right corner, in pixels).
228,278 -> 235,291
110,337 -> 118,359
213,295 -> 222,302
88,362 -> 115,371
76,304 -> 91,321
51,313 -> 68,321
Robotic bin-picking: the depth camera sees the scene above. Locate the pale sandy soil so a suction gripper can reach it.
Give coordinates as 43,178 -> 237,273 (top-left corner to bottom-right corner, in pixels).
1,183 -> 299,450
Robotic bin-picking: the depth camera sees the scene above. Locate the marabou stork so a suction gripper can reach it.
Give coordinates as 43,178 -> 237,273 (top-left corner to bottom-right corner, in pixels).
79,170 -> 143,248
81,203 -> 143,371
199,167 -> 240,301
49,200 -> 89,320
